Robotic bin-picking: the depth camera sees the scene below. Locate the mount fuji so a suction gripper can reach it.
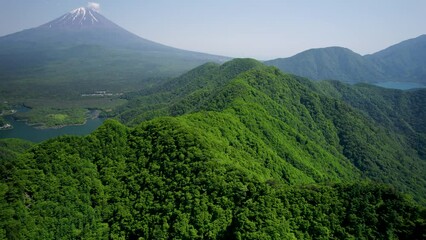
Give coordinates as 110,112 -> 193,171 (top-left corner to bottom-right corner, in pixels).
43,7 -> 116,29
0,6 -> 228,102
2,6 -> 186,50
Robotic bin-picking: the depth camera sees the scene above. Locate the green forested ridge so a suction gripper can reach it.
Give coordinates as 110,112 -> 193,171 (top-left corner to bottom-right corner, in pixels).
315,80 -> 426,158
115,59 -> 264,125
1,120 -> 425,239
0,138 -> 33,163
116,59 -> 426,203
1,59 -> 425,239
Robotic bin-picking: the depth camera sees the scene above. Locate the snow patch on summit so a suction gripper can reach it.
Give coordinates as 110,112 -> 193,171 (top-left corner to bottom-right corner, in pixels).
46,6 -> 103,27
70,7 -> 86,15
70,7 -> 87,22
88,10 -> 99,23
38,4 -> 118,30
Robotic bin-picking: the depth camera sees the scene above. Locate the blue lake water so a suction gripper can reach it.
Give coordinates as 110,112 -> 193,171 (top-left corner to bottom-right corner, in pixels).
373,82 -> 426,90
0,116 -> 104,143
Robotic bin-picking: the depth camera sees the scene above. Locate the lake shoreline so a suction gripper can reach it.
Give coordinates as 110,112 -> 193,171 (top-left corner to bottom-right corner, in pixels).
0,107 -> 105,142
0,113 -> 105,142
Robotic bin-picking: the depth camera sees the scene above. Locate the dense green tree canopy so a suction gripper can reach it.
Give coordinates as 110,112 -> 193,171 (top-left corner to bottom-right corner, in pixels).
1,59 -> 425,239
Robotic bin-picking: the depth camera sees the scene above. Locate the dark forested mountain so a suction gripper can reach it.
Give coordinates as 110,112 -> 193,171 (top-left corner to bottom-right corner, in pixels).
265,47 -> 384,83
0,6 -> 227,101
365,34 -> 426,83
2,59 -> 424,239
266,35 -> 426,84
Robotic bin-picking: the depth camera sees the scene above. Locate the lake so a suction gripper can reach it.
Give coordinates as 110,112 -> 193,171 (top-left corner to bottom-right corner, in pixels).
373,82 -> 426,90
0,115 -> 104,143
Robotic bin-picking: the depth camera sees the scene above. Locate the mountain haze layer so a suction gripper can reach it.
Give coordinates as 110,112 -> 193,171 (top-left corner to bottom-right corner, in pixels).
266,35 -> 426,84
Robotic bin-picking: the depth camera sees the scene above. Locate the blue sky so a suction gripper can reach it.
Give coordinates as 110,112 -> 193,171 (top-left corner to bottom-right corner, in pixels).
0,0 -> 425,59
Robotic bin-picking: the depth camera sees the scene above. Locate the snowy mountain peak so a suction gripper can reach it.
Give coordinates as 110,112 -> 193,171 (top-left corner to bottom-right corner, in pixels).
39,6 -> 115,30
70,6 -> 99,15
69,7 -> 99,23
59,7 -> 99,25
69,7 -> 87,16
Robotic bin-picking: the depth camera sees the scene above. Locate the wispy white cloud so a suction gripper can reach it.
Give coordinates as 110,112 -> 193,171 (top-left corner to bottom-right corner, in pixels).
87,2 -> 100,11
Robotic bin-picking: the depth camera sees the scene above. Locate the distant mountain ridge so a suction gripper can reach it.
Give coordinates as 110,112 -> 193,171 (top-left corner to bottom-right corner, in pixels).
266,35 -> 426,84
365,35 -> 426,83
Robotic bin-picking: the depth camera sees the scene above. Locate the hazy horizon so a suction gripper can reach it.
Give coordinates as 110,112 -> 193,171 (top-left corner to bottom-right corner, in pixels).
0,0 -> 425,60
